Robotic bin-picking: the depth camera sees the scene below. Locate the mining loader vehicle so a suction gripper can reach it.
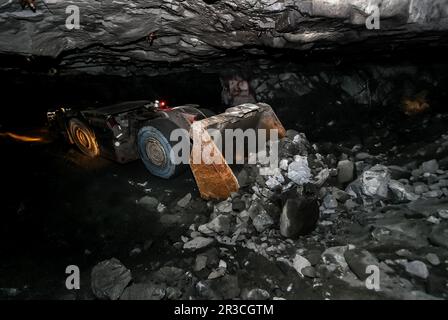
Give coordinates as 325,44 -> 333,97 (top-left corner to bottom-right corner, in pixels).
47,100 -> 285,199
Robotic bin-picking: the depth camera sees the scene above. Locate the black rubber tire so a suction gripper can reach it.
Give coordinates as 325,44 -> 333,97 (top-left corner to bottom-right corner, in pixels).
137,118 -> 189,179
68,118 -> 99,157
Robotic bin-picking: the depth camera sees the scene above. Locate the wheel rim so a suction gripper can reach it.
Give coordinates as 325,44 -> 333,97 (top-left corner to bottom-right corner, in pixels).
70,121 -> 99,157
146,137 -> 167,167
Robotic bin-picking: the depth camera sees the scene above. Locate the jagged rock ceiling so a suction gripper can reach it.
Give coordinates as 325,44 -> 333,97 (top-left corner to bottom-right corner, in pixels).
0,0 -> 448,75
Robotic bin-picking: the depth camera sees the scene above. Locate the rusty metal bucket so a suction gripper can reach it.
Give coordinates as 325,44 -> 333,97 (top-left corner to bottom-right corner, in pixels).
189,103 -> 286,200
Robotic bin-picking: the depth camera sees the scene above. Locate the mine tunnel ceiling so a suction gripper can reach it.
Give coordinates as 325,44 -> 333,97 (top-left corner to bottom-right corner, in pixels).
0,0 -> 448,75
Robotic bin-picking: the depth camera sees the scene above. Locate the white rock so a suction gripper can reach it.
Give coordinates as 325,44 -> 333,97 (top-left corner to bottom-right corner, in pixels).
337,160 -> 354,184
427,216 -> 441,224
404,260 -> 429,279
293,254 -> 311,277
287,156 -> 312,185
279,159 -> 289,171
194,255 -> 207,271
314,168 -> 330,187
214,200 -> 233,213
208,268 -> 226,279
198,224 -> 215,236
421,159 -> 439,174
265,176 -> 282,189
245,288 -> 270,300
322,245 -> 354,270
252,212 -> 274,232
157,203 -> 167,213
219,260 -> 227,269
360,165 -> 390,198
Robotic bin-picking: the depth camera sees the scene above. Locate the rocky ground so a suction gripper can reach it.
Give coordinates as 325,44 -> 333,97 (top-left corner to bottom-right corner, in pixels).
2,108 -> 447,300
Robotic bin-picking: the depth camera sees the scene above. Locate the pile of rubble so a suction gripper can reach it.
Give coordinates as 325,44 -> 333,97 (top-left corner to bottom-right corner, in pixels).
90,129 -> 448,300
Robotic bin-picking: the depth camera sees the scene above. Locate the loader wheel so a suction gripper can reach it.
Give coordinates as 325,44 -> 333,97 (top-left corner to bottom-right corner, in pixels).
68,118 -> 99,157
137,119 -> 189,179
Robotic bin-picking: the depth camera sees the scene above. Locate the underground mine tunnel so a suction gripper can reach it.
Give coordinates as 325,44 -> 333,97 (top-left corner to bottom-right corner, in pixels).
0,0 -> 448,304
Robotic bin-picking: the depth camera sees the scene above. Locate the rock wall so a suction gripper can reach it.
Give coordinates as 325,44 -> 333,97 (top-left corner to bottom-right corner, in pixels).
0,0 -> 447,75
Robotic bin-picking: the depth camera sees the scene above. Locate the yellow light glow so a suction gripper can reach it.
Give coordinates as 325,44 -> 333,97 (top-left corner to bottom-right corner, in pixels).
402,92 -> 430,116
0,132 -> 44,142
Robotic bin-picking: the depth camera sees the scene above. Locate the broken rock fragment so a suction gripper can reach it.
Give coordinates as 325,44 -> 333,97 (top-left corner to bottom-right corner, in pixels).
425,253 -> 440,266
91,258 -> 132,300
252,212 -> 274,233
421,159 -> 439,174
429,223 -> 448,249
280,198 -> 319,238
194,255 -> 208,272
337,160 -> 354,184
292,254 -> 311,277
243,288 -> 270,300
323,194 -> 338,209
206,214 -> 231,235
388,180 -> 419,202
344,249 -> 380,281
177,193 -> 192,208
183,237 -> 215,251
360,165 -> 391,199
403,260 -> 429,279
287,156 -> 312,185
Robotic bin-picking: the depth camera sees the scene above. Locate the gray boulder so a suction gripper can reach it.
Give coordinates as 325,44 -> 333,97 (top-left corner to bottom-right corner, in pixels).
91,258 -> 132,300
243,288 -> 270,300
252,212 -> 274,233
429,223 -> 448,249
138,196 -> 159,210
337,160 -> 354,184
403,260 -> 429,279
360,165 -> 390,199
280,198 -> 319,238
388,180 -> 419,202
344,249 -> 380,281
421,159 -> 439,174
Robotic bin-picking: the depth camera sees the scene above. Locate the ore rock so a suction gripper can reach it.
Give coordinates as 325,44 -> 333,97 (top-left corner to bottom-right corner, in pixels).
91,258 -> 132,300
